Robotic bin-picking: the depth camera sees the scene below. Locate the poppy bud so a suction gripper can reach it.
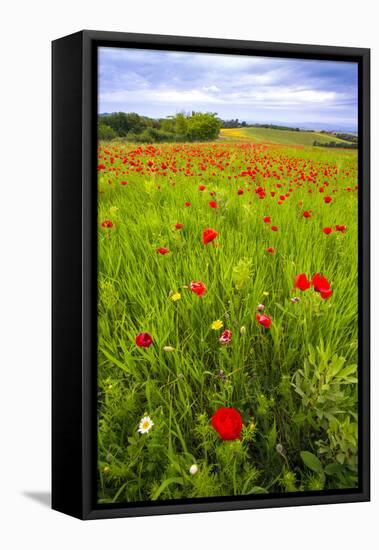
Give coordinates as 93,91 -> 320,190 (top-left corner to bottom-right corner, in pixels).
189,464 -> 198,475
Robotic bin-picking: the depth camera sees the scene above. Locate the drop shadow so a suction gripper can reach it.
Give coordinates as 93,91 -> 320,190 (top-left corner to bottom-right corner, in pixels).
22,491 -> 51,508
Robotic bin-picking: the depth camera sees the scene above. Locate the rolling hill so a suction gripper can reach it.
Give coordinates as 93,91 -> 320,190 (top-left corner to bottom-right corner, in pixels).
220,127 -> 354,147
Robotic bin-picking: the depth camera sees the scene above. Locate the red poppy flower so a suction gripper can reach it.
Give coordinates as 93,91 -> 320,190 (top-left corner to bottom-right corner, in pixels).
120,180 -> 128,185
271,225 -> 278,232
263,216 -> 271,223
256,313 -> 272,329
323,227 -> 333,235
312,273 -> 329,292
336,224 -> 347,232
199,185 -> 206,191
156,247 -> 170,255
303,211 -> 311,218
190,281 -> 207,297
219,329 -> 232,345
312,273 -> 333,299
185,201 -> 191,207
175,223 -> 183,230
97,164 -> 106,171
237,188 -> 244,195
211,407 -> 243,440
319,288 -> 333,299
324,196 -> 332,204
209,200 -> 218,209
203,228 -> 218,245
255,186 -> 266,199
266,247 -> 275,254
294,273 -> 311,291
101,219 -> 113,229
135,332 -> 153,348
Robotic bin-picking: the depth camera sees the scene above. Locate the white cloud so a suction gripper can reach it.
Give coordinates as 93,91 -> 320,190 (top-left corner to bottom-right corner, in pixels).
98,47 -> 358,128
100,86 -> 347,110
202,85 -> 221,93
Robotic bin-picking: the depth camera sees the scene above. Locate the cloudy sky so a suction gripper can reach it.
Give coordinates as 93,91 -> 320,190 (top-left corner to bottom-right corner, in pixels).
98,47 -> 358,131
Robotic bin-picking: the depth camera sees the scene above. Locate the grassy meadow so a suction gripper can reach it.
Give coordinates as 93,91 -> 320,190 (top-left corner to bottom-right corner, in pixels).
97,131 -> 359,504
220,127 -> 354,146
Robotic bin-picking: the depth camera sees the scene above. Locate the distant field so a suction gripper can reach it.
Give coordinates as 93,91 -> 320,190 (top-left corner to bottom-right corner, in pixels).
220,127 -> 352,147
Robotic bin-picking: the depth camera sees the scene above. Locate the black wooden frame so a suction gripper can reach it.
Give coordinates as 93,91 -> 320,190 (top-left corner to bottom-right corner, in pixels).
52,30 -> 370,520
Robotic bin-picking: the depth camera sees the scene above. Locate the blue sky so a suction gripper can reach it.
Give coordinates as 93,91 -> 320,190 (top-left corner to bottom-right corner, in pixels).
98,47 -> 358,131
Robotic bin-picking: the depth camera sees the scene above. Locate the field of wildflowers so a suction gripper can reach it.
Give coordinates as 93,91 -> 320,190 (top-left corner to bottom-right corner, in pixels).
97,139 -> 359,503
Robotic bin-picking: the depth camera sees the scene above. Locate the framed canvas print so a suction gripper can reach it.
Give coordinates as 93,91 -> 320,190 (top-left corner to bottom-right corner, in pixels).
52,30 -> 370,519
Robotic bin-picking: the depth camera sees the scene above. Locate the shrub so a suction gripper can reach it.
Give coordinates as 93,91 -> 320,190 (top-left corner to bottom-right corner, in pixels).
98,123 -> 117,140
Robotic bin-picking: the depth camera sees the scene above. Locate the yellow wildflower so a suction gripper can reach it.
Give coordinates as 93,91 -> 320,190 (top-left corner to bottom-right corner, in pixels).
170,292 -> 181,302
249,418 -> 257,431
211,319 -> 224,330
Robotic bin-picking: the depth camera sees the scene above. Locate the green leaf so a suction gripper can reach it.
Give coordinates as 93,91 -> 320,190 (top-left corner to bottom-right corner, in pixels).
100,347 -> 130,373
338,364 -> 358,381
293,412 -> 307,424
151,477 -> 184,500
232,258 -> 253,290
267,420 -> 277,450
274,302 -> 298,319
324,463 -> 344,476
308,344 -> 316,366
300,451 -> 323,473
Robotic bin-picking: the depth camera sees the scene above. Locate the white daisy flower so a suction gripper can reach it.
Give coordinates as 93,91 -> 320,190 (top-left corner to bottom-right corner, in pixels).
138,416 -> 154,434
189,464 -> 198,475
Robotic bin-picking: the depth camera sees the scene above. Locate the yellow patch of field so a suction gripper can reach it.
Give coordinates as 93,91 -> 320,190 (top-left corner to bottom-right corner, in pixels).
220,127 -> 353,148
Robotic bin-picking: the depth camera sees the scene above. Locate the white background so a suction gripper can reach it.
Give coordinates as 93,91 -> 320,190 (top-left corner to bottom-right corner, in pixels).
0,0 -> 377,547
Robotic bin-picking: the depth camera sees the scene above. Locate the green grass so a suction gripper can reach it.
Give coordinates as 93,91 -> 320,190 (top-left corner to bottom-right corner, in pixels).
97,140 -> 359,503
220,127 -> 353,147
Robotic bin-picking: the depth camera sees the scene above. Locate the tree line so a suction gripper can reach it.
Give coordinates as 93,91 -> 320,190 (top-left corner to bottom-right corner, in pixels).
318,131 -> 358,144
98,112 -> 222,143
313,140 -> 358,149
221,120 -> 301,131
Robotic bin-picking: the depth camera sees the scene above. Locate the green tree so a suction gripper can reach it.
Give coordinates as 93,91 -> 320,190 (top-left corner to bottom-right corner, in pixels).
160,117 -> 176,133
186,112 -> 222,141
174,113 -> 188,136
98,123 -> 117,140
100,112 -> 146,136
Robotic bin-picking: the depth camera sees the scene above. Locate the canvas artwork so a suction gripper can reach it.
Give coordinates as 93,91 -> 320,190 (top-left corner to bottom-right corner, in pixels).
96,47 -> 359,505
